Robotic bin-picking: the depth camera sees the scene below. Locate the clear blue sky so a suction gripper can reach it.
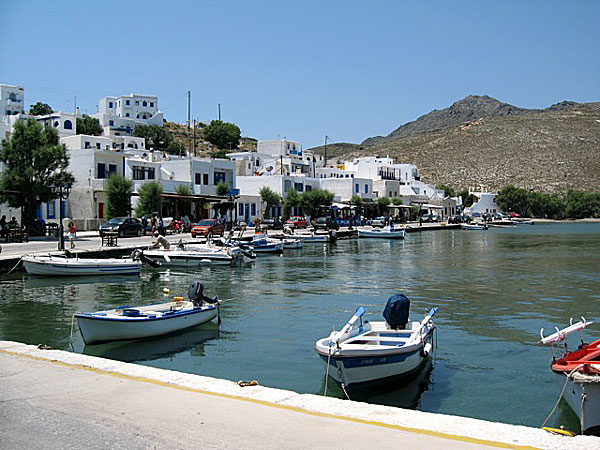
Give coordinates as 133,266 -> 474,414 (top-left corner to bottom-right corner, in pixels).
1,1 -> 599,148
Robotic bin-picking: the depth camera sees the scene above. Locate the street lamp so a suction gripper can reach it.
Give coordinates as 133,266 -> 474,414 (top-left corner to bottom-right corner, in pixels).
51,183 -> 72,251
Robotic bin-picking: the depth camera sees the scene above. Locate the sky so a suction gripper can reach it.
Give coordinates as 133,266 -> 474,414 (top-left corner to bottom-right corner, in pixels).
1,1 -> 599,148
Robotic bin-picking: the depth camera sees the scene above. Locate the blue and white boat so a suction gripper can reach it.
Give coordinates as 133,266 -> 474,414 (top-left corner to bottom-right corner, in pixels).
75,281 -> 219,345
22,254 -> 141,276
243,234 -> 284,254
315,294 -> 437,389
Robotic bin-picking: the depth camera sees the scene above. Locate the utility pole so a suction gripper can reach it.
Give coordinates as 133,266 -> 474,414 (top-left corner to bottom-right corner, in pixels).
187,91 -> 191,129
192,118 -> 196,157
218,103 -> 221,121
324,135 -> 329,167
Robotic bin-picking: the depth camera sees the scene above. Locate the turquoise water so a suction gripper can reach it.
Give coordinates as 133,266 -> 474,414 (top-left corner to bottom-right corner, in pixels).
1,223 -> 599,431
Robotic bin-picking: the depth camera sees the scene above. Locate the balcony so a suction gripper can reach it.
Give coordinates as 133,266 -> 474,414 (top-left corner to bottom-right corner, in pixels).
91,178 -> 109,191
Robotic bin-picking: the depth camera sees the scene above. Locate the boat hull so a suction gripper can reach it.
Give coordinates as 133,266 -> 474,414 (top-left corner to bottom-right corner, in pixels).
143,249 -> 235,266
554,371 -> 600,434
22,256 -> 141,276
76,306 -> 218,345
357,228 -> 405,239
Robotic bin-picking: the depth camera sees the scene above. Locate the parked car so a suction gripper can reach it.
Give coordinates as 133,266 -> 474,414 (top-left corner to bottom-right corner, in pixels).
421,213 -> 439,223
99,217 -> 143,238
191,219 -> 225,238
284,216 -> 308,229
312,217 -> 340,230
261,217 -> 284,230
370,216 -> 386,228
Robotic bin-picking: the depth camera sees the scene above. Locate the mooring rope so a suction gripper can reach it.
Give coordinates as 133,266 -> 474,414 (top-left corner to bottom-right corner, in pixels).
69,313 -> 78,351
0,258 -> 23,279
541,364 -> 583,429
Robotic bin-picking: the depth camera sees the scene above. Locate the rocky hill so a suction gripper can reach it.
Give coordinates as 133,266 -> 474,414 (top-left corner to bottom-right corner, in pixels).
310,96 -> 600,193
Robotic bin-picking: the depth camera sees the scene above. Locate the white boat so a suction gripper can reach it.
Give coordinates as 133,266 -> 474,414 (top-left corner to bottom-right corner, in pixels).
142,245 -> 250,266
539,318 -> 600,435
76,281 -> 219,345
242,234 -> 284,254
357,226 -> 406,239
282,238 -> 303,249
461,223 -> 488,230
22,254 -> 142,276
315,294 -> 437,389
289,231 -> 335,243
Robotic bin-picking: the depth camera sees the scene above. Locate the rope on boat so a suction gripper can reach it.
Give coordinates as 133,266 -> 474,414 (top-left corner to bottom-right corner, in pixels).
69,313 -> 77,351
323,344 -> 332,396
0,258 -> 23,278
541,364 -> 584,431
340,382 -> 350,400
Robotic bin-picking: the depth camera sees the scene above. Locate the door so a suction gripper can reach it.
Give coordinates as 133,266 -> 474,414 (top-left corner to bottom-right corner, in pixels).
98,202 -> 104,219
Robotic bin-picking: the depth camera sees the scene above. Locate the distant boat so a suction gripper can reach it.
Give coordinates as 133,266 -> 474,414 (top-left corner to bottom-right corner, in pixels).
22,254 -> 141,276
315,294 -> 437,389
461,223 -> 488,230
76,281 -> 219,345
357,226 -> 406,239
143,245 -> 253,266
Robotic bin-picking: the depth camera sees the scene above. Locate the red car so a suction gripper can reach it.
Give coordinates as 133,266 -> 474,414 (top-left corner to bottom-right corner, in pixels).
191,219 -> 224,238
284,216 -> 308,229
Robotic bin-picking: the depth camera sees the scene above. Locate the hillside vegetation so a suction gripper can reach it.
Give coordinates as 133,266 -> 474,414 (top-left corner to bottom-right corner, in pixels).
310,96 -> 600,193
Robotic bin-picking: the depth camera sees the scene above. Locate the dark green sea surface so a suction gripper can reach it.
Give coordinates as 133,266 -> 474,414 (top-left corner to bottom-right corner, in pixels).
1,223 -> 598,432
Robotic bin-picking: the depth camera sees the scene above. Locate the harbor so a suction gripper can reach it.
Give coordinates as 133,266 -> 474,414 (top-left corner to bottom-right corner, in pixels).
0,222 -> 599,448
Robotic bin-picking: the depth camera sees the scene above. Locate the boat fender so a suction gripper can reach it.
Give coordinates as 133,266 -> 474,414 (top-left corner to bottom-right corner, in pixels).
173,296 -> 184,301
542,427 -> 575,437
421,342 -> 433,357
163,288 -> 170,294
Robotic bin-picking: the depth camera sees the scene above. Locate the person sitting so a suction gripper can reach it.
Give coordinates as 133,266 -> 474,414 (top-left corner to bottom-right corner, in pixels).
8,217 -> 18,228
150,231 -> 170,250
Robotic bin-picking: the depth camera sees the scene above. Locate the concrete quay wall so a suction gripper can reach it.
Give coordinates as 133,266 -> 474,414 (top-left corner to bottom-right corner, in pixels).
1,341 -> 597,450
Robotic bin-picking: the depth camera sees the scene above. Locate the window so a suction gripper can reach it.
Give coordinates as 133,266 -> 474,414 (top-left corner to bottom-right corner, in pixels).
355,184 -> 359,193
284,180 -> 292,192
305,185 -> 312,192
195,173 -> 201,184
126,100 -> 130,105
125,113 -> 130,117
150,102 -> 154,107
64,120 -> 72,130
54,121 -> 59,127
203,174 -> 209,185
147,167 -> 155,179
97,163 -> 106,179
132,166 -> 144,180
108,164 -> 117,176
96,143 -> 101,149
251,203 -> 256,215
109,120 -> 114,126
85,141 -> 91,149
239,203 -> 244,215
294,182 -> 304,192
47,201 -> 56,219
109,102 -> 113,108
143,101 -> 147,106
214,171 -> 226,185
135,101 -> 139,106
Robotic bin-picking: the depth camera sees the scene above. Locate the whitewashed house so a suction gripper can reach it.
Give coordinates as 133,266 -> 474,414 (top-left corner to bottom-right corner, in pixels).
94,93 -> 163,136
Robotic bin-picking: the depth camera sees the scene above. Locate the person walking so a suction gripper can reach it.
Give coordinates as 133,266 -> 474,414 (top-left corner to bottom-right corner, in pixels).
68,221 -> 76,249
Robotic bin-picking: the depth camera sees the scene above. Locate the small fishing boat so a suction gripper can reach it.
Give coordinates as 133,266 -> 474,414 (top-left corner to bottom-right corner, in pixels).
315,294 -> 437,389
282,238 -> 303,249
539,318 -> 600,435
289,231 -> 336,243
357,226 -> 406,239
461,223 -> 488,230
142,245 -> 252,266
76,281 -> 219,345
242,234 -> 284,254
22,254 -> 142,276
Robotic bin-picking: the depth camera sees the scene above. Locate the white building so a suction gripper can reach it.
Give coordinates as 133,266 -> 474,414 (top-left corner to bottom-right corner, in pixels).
0,84 -> 25,117
95,93 -> 163,136
466,192 -> 500,215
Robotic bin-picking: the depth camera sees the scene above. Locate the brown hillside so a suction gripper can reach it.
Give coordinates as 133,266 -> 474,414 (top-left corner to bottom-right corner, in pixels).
310,97 -> 600,193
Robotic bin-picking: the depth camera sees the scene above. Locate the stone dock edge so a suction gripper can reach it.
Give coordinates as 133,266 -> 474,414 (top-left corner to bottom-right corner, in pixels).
1,341 -> 598,449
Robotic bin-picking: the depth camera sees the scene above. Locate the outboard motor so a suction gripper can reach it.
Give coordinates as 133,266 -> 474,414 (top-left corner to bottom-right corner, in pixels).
383,293 -> 410,329
188,281 -> 218,306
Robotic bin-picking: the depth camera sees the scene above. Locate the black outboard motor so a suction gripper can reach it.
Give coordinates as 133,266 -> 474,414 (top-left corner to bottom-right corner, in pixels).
188,281 -> 218,306
383,293 -> 410,329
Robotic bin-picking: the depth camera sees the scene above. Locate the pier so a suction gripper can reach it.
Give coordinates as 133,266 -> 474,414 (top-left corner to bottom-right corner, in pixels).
2,341 -> 597,450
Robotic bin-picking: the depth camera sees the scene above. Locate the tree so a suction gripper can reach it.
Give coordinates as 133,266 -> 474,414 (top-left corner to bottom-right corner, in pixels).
377,196 -> 391,215
29,102 -> 53,116
259,186 -> 282,218
204,120 -> 241,150
135,181 -> 163,218
351,194 -> 363,207
133,124 -> 176,153
216,181 -> 230,196
495,185 -> 530,216
210,149 -> 230,159
106,175 -> 133,219
76,114 -> 103,136
284,189 -> 300,216
175,184 -> 191,196
458,188 -> 477,208
165,140 -> 186,156
0,119 -> 74,232
437,184 -> 456,198
299,189 -> 334,218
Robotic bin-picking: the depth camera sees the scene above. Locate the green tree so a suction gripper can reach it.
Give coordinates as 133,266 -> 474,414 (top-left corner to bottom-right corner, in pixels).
564,190 -> 600,219
216,181 -> 230,196
210,149 -> 230,159
76,114 -> 103,136
175,184 -> 191,196
351,194 -> 363,207
204,120 -> 241,150
0,119 -> 74,231
458,188 -> 477,208
29,102 -> 53,116
259,186 -> 282,218
106,175 -> 133,219
165,140 -> 186,156
437,184 -> 456,198
283,188 -> 300,216
135,181 -> 163,218
391,197 -> 403,205
133,124 -> 175,152
495,185 -> 530,216
377,196 -> 391,215
299,189 -> 334,218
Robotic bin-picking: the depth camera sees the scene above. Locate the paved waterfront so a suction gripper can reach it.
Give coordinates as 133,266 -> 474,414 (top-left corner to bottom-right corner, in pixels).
2,342 -> 597,450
